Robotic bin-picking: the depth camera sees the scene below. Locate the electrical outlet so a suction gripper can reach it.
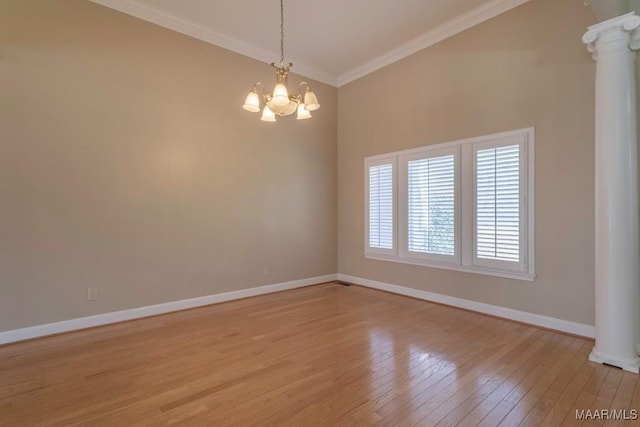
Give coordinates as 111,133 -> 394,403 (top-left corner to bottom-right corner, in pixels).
263,266 -> 270,276
87,287 -> 100,301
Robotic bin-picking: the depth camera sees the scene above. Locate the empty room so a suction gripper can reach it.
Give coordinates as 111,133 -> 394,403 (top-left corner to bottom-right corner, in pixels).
2,0 -> 640,425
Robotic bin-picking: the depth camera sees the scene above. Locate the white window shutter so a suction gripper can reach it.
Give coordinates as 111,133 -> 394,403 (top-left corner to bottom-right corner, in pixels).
476,145 -> 520,262
368,163 -> 394,250
407,155 -> 455,256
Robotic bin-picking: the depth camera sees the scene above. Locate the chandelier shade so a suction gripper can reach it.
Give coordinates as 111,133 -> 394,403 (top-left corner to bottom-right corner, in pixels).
242,90 -> 261,113
271,84 -> 290,106
241,0 -> 320,122
261,106 -> 276,122
303,89 -> 320,112
296,104 -> 312,120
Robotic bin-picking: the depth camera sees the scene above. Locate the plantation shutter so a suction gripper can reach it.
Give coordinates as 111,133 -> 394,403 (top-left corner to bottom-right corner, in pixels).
476,145 -> 520,262
407,154 -> 455,256
368,163 -> 394,249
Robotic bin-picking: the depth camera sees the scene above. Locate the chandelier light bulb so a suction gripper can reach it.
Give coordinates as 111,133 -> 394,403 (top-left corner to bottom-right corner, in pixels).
261,105 -> 276,122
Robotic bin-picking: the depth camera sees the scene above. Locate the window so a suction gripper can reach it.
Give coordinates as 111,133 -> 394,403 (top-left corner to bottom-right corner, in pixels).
400,148 -> 459,264
364,128 -> 534,281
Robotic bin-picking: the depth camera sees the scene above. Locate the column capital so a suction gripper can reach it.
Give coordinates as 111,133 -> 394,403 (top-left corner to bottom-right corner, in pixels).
583,12 -> 640,54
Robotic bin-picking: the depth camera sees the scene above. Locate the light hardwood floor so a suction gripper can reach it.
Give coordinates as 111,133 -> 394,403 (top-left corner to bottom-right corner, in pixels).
1,283 -> 638,426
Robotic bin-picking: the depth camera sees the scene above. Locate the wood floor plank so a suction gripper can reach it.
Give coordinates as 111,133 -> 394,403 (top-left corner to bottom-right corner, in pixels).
454,329 -> 554,427
472,332 -> 567,426
540,343 -> 599,426
434,328 -> 552,427
394,327 -> 539,425
517,340 -> 592,426
373,319 -> 510,425
496,336 -> 581,426
623,379 -> 640,426
0,283 -> 637,426
581,367 -> 624,427
602,371 -> 638,427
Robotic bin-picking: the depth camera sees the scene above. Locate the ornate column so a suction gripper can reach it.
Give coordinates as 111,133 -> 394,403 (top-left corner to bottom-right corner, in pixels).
583,12 -> 640,373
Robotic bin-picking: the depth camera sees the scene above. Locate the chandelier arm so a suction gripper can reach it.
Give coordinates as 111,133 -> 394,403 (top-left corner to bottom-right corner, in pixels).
298,81 -> 310,92
253,82 -> 267,102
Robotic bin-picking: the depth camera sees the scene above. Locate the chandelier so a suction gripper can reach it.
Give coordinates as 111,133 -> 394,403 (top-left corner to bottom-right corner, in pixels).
242,0 -> 320,122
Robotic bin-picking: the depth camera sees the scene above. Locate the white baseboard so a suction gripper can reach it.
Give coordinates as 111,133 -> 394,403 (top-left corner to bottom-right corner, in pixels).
0,273 -> 595,345
338,274 -> 595,338
0,274 -> 337,346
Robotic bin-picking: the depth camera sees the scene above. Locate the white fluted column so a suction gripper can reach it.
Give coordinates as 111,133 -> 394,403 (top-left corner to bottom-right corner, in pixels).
583,12 -> 640,374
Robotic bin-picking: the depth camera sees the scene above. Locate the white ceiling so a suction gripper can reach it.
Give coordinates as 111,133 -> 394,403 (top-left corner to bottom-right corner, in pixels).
90,0 -> 532,86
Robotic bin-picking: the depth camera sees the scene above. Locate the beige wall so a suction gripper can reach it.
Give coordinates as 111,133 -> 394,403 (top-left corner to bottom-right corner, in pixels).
0,0 -> 605,332
338,0 -> 597,325
0,0 -> 337,331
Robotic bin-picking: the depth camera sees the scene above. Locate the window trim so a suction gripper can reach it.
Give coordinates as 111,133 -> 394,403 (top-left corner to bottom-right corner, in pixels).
364,127 -> 535,282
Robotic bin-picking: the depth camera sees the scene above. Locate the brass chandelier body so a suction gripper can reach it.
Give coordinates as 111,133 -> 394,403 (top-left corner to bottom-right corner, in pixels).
242,0 -> 320,121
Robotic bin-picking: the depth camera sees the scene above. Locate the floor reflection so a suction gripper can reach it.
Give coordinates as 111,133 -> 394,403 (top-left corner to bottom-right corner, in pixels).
366,328 -> 460,422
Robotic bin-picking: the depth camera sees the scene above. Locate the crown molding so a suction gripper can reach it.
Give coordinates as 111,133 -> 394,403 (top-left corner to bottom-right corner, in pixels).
89,0 -> 338,86
90,0 -> 531,89
336,0 -> 532,87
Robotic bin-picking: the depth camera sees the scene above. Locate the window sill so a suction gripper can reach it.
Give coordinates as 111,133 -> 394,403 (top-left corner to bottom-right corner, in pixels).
364,253 -> 536,282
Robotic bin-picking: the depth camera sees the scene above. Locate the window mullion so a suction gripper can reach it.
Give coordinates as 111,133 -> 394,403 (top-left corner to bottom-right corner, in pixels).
461,144 -> 473,267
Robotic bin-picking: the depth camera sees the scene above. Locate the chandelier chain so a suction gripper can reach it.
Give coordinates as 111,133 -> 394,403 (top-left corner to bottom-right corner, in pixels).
280,0 -> 284,65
